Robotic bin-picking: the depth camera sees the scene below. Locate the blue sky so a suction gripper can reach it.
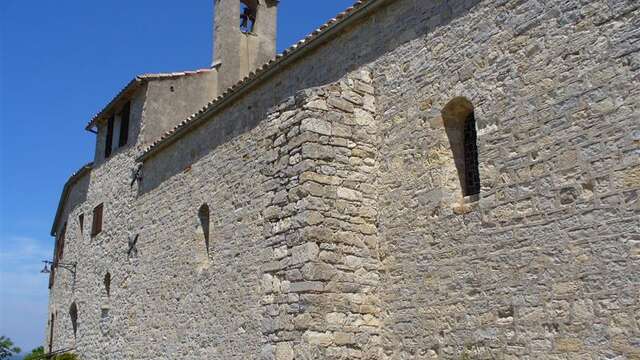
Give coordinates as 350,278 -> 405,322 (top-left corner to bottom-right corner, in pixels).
0,0 -> 355,353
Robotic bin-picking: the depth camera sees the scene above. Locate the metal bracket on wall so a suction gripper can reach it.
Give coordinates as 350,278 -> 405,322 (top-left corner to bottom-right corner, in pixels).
41,260 -> 77,275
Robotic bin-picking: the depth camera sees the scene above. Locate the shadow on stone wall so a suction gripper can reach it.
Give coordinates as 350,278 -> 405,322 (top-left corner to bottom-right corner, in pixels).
138,0 -> 480,194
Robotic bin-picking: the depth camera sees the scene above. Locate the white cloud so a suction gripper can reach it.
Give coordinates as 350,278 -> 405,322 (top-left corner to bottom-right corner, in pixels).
0,235 -> 53,352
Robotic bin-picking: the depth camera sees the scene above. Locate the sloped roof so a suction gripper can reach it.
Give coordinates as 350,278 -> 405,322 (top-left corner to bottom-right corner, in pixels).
138,0 -> 384,160
85,69 -> 214,131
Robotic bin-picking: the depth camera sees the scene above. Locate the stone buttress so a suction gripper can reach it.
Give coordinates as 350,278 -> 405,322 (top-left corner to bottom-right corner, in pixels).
259,70 -> 384,359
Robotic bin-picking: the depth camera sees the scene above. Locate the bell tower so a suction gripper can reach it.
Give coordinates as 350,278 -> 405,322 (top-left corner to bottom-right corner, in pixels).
213,0 -> 278,93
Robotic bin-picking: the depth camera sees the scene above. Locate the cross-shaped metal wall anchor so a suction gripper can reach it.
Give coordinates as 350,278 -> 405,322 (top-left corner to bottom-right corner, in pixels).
127,234 -> 139,259
130,163 -> 143,187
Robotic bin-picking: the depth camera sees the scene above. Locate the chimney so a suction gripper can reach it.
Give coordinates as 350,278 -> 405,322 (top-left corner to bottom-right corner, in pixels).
212,0 -> 278,93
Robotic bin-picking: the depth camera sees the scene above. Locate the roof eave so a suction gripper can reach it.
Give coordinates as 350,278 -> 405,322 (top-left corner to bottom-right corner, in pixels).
85,78 -> 143,132
85,68 -> 216,132
50,163 -> 93,237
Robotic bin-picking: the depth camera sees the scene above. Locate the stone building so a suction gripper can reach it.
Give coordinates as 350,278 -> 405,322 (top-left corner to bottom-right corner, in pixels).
45,0 -> 639,358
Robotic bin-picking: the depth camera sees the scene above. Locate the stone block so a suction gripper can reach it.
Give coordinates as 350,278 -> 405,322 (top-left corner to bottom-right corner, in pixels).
303,331 -> 333,346
304,99 -> 328,111
300,172 -> 341,186
354,108 -> 375,126
300,118 -> 332,136
328,97 -> 355,113
336,187 -> 362,201
289,281 -> 324,293
290,242 -> 320,265
302,143 -> 335,160
301,262 -> 335,281
275,343 -> 294,360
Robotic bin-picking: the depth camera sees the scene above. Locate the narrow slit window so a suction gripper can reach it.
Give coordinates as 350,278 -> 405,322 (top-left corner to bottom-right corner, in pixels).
118,102 -> 130,147
104,272 -> 111,297
442,97 -> 481,199
78,214 -> 84,235
198,204 -> 211,256
463,111 -> 480,196
69,302 -> 78,338
91,203 -> 104,237
105,116 -> 114,159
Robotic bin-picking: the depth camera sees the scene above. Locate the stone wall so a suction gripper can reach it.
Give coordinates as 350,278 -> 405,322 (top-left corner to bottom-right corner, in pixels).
46,0 -> 640,358
258,71 -> 383,359
46,171 -> 90,353
372,0 -> 640,358
48,138 -> 141,358
141,72 -> 217,144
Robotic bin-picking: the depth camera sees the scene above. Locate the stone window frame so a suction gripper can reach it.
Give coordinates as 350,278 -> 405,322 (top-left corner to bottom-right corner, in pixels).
441,96 -> 481,211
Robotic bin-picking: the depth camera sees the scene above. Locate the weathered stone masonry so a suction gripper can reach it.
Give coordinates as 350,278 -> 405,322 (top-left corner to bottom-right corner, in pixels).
258,73 -> 383,359
46,0 -> 639,359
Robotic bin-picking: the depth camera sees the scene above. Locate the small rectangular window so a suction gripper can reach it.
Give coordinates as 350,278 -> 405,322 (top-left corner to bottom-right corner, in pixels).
118,102 -> 130,147
105,116 -> 114,159
78,213 -> 84,234
91,204 -> 104,237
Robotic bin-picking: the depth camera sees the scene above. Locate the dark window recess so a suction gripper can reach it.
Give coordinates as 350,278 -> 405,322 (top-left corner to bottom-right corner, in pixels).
463,112 -> 480,196
56,222 -> 67,262
91,204 -> 104,237
78,214 -> 84,234
48,313 -> 55,353
104,272 -> 111,297
69,303 -> 78,338
198,204 -> 211,255
118,102 -> 130,147
48,265 -> 55,289
105,115 -> 114,158
442,97 -> 481,199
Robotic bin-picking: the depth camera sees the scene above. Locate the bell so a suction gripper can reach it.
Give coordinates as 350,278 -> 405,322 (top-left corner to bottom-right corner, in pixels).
41,262 -> 51,274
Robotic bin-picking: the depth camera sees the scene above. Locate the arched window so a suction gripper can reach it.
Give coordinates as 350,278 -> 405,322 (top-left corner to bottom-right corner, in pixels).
442,97 -> 481,199
198,204 -> 211,256
69,302 -> 78,338
104,272 -> 111,297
